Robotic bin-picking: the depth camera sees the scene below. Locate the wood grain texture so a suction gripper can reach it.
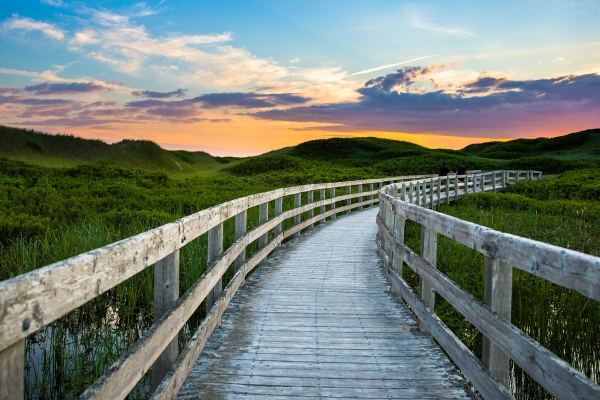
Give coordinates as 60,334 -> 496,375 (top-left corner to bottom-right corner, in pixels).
233,211 -> 246,273
206,223 -> 223,312
258,203 -> 269,249
0,338 -> 24,400
379,185 -> 600,302
179,207 -> 472,399
419,226 -> 437,333
378,243 -> 513,400
152,250 -> 180,390
377,217 -> 600,400
483,257 -> 512,387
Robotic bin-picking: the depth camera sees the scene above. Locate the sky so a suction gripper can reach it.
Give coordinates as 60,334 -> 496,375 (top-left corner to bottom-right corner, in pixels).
0,0 -> 599,156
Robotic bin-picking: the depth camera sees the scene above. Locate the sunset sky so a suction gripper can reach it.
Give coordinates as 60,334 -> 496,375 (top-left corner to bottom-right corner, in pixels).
1,0 -> 599,156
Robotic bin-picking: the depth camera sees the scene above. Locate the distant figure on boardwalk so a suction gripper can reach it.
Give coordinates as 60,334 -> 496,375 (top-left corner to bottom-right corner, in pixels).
457,163 -> 468,182
438,162 -> 452,177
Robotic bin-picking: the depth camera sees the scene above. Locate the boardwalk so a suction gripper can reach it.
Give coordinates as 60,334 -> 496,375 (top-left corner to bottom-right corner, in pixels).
179,207 -> 473,399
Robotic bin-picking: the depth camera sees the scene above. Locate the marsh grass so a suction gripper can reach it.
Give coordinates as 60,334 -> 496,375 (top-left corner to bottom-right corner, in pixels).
401,177 -> 600,399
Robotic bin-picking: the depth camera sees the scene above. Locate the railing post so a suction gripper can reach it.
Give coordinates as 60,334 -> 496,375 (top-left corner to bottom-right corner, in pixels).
234,210 -> 247,273
408,182 -> 414,204
346,185 -> 352,214
454,176 -> 459,202
274,197 -> 283,239
384,186 -> 397,271
492,172 -> 497,192
517,170 -> 520,182
483,257 -> 513,387
428,179 -> 433,208
401,183 -> 406,202
206,223 -> 223,311
330,187 -> 336,219
358,184 -> 363,210
307,190 -> 314,230
369,183 -> 374,206
152,249 -> 180,390
258,202 -> 269,248
392,210 -> 405,278
320,189 -> 326,216
0,338 -> 24,400
419,226 -> 437,333
436,178 -> 441,208
502,170 -> 507,190
294,193 -> 301,237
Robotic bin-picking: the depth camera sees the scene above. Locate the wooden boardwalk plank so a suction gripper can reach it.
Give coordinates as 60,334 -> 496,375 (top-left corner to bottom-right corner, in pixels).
179,208 -> 472,399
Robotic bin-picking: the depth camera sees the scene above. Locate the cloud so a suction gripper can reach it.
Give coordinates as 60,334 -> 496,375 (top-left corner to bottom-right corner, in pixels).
24,81 -> 108,95
126,92 -> 311,109
41,0 -> 64,6
349,55 -> 440,76
250,70 -> 600,138
362,64 -> 453,93
131,88 -> 187,98
0,87 -> 22,94
3,16 -> 66,40
406,8 -> 474,37
192,92 -> 312,108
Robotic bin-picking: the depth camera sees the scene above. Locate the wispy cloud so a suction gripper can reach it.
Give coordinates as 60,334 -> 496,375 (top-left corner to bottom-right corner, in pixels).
40,0 -> 64,7
3,15 -> 66,40
406,7 -> 474,37
348,55 -> 440,76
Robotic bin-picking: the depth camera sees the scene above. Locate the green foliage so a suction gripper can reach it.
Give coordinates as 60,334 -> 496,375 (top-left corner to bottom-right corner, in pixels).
463,129 -> 600,159
229,155 -> 306,174
291,137 -> 427,161
373,154 -> 499,175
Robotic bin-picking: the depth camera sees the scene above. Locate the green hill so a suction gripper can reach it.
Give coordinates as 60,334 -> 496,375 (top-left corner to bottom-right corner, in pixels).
0,125 -> 239,176
462,129 -> 600,159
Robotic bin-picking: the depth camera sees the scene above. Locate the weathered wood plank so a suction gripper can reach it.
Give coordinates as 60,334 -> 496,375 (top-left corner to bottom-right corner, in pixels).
258,202 -> 269,249
307,190 -> 314,230
206,223 -> 223,312
377,239 -> 513,400
419,226 -> 437,333
233,211 -> 246,273
379,188 -> 600,302
483,257 -> 512,387
377,217 -> 600,400
152,250 -> 179,390
179,207 -> 471,399
0,338 -> 24,400
150,237 -> 281,400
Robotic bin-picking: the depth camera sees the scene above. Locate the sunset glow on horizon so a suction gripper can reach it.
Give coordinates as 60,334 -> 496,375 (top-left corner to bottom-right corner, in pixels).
1,1 -> 599,156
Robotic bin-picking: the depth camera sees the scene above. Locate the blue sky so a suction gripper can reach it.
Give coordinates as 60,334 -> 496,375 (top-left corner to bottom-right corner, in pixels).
1,0 -> 599,154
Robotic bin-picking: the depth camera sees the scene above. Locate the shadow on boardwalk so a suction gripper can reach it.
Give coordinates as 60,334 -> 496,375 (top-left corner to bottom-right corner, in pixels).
179,207 -> 473,399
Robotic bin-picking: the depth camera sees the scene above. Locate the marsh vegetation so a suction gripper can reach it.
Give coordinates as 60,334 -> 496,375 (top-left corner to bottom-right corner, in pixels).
1,127 -> 599,398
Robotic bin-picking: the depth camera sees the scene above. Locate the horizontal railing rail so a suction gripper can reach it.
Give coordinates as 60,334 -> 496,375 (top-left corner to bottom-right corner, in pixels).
0,173 -> 432,399
376,170 -> 600,399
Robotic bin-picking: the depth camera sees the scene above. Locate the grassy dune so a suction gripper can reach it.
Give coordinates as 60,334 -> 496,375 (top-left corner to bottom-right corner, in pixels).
0,125 -> 240,177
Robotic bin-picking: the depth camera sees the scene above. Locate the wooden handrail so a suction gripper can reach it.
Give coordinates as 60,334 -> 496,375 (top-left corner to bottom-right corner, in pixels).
0,173 -> 432,399
377,170 -> 600,399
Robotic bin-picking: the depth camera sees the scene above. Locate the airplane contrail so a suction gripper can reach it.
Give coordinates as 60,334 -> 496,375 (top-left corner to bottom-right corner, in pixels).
348,55 -> 440,76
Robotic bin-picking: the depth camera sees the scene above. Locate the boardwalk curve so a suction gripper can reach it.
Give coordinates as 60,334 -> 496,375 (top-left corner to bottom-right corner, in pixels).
179,208 -> 472,399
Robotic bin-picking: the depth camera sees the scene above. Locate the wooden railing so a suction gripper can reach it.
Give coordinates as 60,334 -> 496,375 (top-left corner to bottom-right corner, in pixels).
0,174 -> 434,400
376,170 -> 600,399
